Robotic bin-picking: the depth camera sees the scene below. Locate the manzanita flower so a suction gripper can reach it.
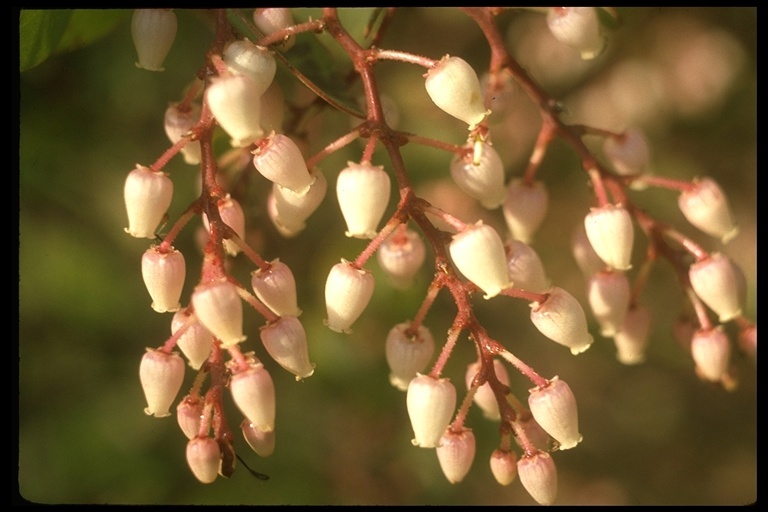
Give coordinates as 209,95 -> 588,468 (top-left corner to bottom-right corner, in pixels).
186,437 -> 221,484
376,227 -> 426,290
336,161 -> 391,239
584,203 -> 634,271
124,164 -> 173,239
546,7 -> 606,60
229,356 -> 276,432
436,428 -> 476,484
386,323 -> 435,391
252,133 -> 314,195
206,73 -> 264,148
241,419 -> 276,457
260,81 -> 286,134
172,307 -> 214,370
528,377 -> 582,450
272,169 -> 327,234
691,327 -> 732,383
324,259 -> 375,333
259,316 -> 315,380
688,253 -> 744,323
191,279 -> 246,348
678,177 -> 738,243
406,374 -> 457,448
449,222 -> 512,299
449,142 -> 507,209
530,287 -> 594,355
603,128 -> 651,177
571,222 -> 606,277
490,449 -> 518,486
506,239 -> 550,293
502,178 -> 549,244
253,8 -> 296,50
424,55 -> 489,128
251,259 -> 301,317
141,246 -> 185,313
202,195 -> 246,257
465,359 -> 510,421
164,102 -> 202,165
139,348 -> 185,418
131,9 -> 177,71
612,303 -> 651,365
176,396 -> 203,440
587,269 -> 630,337
517,450 -> 558,505
223,39 -> 276,95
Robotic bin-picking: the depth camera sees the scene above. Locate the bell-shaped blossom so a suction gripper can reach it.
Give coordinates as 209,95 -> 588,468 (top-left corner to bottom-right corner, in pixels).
131,9 -> 177,71
260,81 -> 285,134
678,177 -> 738,243
530,287 -> 594,355
176,396 -> 203,440
406,374 -> 457,448
241,419 -> 276,457
518,450 -> 558,505
223,39 -> 276,95
546,7 -> 606,60
436,428 -> 476,484
124,165 -> 173,239
528,377 -> 582,450
251,259 -> 301,317
164,102 -> 201,164
253,133 -> 314,195
691,327 -> 732,383
584,203 -> 634,271
141,246 -> 185,313
688,253 -> 744,323
506,239 -> 550,293
260,316 -> 315,380
449,142 -> 507,209
377,227 -> 426,290
191,279 -> 246,348
186,437 -> 220,484
612,304 -> 651,365
587,269 -> 630,337
603,128 -> 651,177
449,222 -> 512,299
202,195 -> 246,257
336,161 -> 391,239
206,73 -> 263,148
229,357 -> 276,432
424,55 -> 489,128
502,178 -> 549,244
324,259 -> 375,333
272,169 -> 327,233
490,449 -> 518,486
139,348 -> 185,418
386,323 -> 435,391
465,359 -> 510,421
172,307 -> 214,370
571,222 -> 606,277
737,323 -> 757,363
253,8 -> 296,51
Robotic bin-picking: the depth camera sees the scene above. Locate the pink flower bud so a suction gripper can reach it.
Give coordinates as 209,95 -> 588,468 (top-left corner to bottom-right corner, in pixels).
688,253 -> 744,323
202,194 -> 246,257
253,8 -> 296,50
272,170 -> 327,233
251,259 -> 301,317
678,177 -> 738,243
386,323 -> 435,391
528,377 -> 582,450
131,9 -> 177,72
230,358 -> 276,432
253,133 -> 314,194
518,450 -> 558,505
172,308 -> 214,370
465,359 -> 510,421
191,279 -> 246,348
506,240 -> 550,293
502,178 -> 549,244
449,222 -> 512,299
613,304 -> 651,365
571,222 -> 606,277
164,102 -> 201,165
176,396 -> 203,439
376,227 -> 426,290
324,259 -> 375,334
587,269 -> 630,337
186,437 -> 220,484
436,428 -> 476,484
336,161 -> 391,239
139,348 -> 185,418
124,165 -> 173,239
546,7 -> 606,60
241,419 -> 276,457
738,323 -> 757,363
530,287 -> 594,355
490,449 -> 518,486
603,128 -> 651,177
223,39 -> 276,95
691,327 -> 732,382
584,203 -> 634,271
266,191 -> 300,238
424,55 -> 489,128
206,74 -> 263,148
516,415 -> 553,452
141,246 -> 185,313
259,316 -> 315,380
260,81 -> 286,134
406,374 -> 457,448
449,142 -> 507,209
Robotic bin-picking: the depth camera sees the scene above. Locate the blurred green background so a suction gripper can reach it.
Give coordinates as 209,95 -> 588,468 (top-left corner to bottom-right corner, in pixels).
18,8 -> 756,505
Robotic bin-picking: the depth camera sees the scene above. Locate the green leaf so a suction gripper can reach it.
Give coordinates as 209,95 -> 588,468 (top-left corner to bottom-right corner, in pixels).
19,10 -> 72,71
55,10 -> 130,54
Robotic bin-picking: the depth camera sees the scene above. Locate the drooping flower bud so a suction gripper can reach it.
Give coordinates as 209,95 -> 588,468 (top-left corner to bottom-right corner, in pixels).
506,239 -> 550,293
124,165 -> 173,239
584,203 -> 634,271
688,253 -> 744,323
586,269 -> 630,337
202,195 -> 246,257
172,308 -> 214,370
223,39 -> 276,95
530,287 -> 594,355
406,374 -> 457,448
449,222 -> 512,299
571,222 -> 606,277
546,7 -> 606,60
691,327 -> 732,383
206,73 -> 263,148
259,316 -> 315,380
186,437 -> 221,484
253,8 -> 296,51
191,279 -> 246,348
253,133 -> 314,195
603,128 -> 651,177
376,227 -> 426,290
251,259 -> 301,317
386,323 -> 435,391
241,419 -> 276,457
324,259 -> 375,334
131,9 -> 177,72
164,102 -> 202,165
737,323 -> 757,363
260,81 -> 286,134
678,177 -> 738,243
449,142 -> 507,209
465,359 -> 510,421
436,428 -> 476,484
139,348 -> 185,418
176,396 -> 203,440
336,161 -> 391,239
528,377 -> 582,450
272,169 -> 327,234
141,246 -> 185,313
229,356 -> 276,432
502,178 -> 549,244
612,303 -> 651,365
424,55 -> 489,128
518,450 -> 558,505
490,449 -> 518,486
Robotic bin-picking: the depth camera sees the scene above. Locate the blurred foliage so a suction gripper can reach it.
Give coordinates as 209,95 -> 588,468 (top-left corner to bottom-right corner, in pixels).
18,8 -> 756,505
